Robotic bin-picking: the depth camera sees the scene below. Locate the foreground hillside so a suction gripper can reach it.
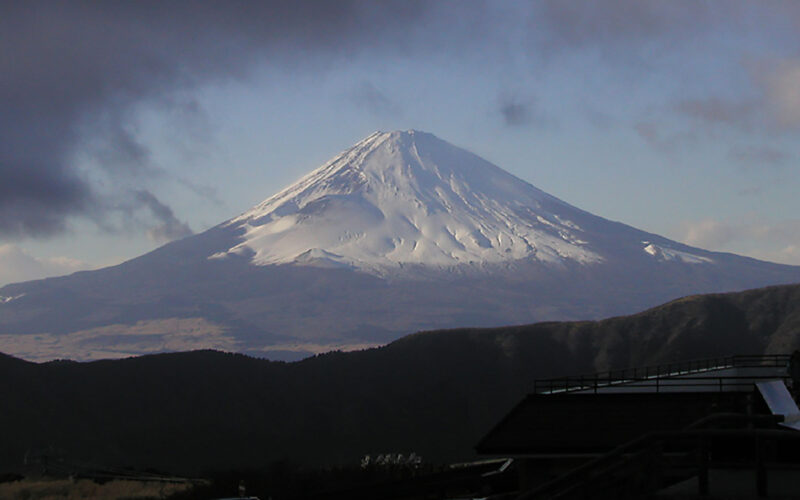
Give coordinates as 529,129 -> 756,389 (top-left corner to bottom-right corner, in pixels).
1,283 -> 799,474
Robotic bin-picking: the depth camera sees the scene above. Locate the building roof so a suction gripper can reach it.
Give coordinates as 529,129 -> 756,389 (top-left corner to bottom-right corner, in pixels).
476,391 -> 755,456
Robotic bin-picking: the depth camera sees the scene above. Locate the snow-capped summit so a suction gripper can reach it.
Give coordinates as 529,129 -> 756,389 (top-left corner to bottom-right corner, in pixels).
215,130 -> 606,272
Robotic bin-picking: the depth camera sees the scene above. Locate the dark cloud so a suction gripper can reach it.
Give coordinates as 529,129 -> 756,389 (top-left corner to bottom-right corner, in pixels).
87,114 -> 158,178
500,100 -> 532,127
529,1 -> 800,56
497,94 -> 549,128
4,0 -> 798,244
532,0 -> 720,56
533,0 -> 800,152
668,62 -> 800,139
642,93 -> 795,158
134,190 -> 193,243
0,1 -> 454,240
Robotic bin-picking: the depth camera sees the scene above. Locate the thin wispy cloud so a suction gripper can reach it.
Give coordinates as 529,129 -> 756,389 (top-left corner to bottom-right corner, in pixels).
531,0 -> 721,59
0,244 -> 93,286
634,121 -> 697,154
677,217 -> 800,265
350,82 -> 401,117
760,58 -> 800,129
729,146 -> 790,167
674,98 -> 758,131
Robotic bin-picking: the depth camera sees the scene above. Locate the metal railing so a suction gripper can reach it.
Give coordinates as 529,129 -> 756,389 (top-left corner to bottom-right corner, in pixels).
533,354 -> 791,395
517,413 -> 792,500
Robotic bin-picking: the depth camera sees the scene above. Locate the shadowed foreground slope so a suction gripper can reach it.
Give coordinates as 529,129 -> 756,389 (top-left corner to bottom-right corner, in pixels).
1,283 -> 799,474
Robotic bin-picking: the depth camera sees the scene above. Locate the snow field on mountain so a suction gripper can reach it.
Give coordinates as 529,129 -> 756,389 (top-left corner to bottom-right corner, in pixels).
215,130 -> 605,273
643,243 -> 713,264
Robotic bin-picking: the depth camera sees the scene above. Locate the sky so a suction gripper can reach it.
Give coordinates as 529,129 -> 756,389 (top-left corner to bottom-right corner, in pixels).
2,1 -> 800,286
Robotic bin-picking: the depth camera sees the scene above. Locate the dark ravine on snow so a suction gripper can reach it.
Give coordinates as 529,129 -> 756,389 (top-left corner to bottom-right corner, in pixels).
1,130 -> 800,361
2,283 -> 800,474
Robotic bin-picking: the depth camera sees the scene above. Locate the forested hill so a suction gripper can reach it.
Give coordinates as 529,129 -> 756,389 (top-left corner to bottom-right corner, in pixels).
1,283 -> 799,474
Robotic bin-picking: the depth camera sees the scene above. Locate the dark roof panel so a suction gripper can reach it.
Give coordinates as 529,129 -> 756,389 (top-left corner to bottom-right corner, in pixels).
476,392 -> 751,455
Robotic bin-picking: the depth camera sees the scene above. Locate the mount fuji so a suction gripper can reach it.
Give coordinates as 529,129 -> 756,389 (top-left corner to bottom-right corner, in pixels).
1,130 -> 799,361
218,130 -> 600,272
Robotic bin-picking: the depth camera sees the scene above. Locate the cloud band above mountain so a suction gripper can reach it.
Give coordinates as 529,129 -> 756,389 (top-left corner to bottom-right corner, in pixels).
0,1 -> 441,239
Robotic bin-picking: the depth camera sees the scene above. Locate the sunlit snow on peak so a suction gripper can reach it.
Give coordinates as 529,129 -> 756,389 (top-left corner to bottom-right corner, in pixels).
0,293 -> 24,304
217,130 -> 604,273
643,242 -> 713,264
